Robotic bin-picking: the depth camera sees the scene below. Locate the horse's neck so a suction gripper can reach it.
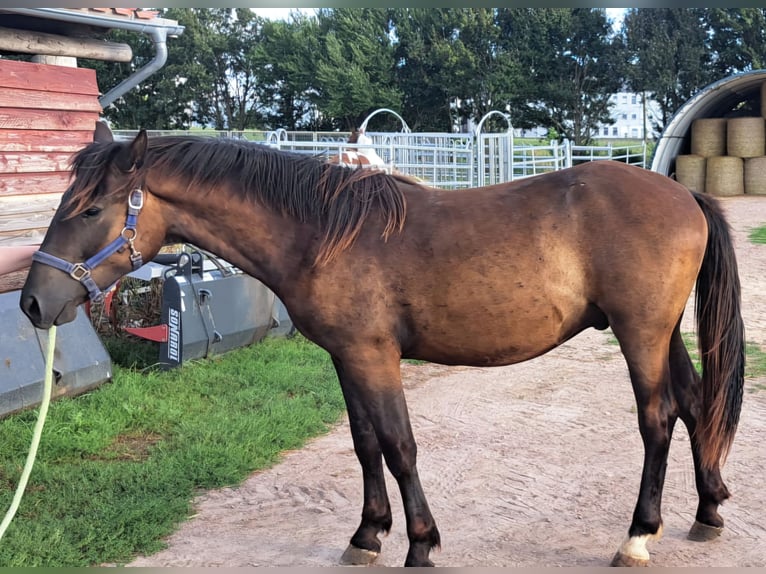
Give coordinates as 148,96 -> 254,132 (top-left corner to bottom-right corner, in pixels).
152,177 -> 317,291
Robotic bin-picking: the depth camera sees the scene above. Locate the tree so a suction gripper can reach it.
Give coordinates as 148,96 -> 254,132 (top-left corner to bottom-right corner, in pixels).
704,8 -> 766,76
182,8 -> 269,130
498,8 -> 624,144
310,8 -> 402,130
89,8 -> 273,130
622,8 -> 713,133
251,14 -> 322,130
388,9 -> 457,131
83,21 -> 197,129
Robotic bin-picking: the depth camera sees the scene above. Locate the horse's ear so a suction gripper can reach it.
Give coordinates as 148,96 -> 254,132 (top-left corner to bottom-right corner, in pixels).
115,129 -> 148,172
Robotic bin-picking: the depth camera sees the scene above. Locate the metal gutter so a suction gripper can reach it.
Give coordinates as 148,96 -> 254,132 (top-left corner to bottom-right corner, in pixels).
2,8 -> 185,110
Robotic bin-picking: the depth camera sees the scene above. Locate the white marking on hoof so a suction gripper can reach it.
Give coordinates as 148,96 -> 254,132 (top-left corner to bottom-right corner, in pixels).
616,524 -> 663,562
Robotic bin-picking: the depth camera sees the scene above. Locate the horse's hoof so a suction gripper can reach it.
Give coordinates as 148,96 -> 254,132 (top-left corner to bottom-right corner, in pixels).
340,544 -> 380,566
610,551 -> 649,567
687,520 -> 724,542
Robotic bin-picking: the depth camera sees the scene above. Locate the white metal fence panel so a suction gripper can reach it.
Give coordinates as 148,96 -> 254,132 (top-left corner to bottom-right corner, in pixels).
112,129 -> 647,190
477,132 -> 514,187
377,132 -> 474,189
569,142 -> 646,167
510,140 -> 570,180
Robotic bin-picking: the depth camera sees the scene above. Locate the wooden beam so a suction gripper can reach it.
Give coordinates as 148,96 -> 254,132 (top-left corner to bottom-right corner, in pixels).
0,25 -> 133,62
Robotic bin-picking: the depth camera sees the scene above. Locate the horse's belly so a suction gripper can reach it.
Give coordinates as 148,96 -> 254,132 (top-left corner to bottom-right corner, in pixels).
405,298 -> 596,367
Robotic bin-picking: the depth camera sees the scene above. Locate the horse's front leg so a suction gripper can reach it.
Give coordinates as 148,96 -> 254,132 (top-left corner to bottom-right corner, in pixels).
334,348 -> 441,567
332,357 -> 393,566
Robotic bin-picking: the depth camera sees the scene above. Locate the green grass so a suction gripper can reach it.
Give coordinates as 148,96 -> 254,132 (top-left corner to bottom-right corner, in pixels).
606,330 -> 766,384
748,225 -> 766,244
0,334 -> 344,567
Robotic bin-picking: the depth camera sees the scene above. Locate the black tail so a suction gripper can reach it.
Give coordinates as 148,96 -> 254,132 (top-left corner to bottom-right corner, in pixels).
692,191 -> 745,469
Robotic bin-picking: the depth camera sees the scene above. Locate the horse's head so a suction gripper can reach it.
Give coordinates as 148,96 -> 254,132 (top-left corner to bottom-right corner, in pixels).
21,130 -> 165,328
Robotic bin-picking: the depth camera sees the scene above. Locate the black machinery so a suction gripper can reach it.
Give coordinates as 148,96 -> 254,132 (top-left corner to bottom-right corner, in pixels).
111,248 -> 278,368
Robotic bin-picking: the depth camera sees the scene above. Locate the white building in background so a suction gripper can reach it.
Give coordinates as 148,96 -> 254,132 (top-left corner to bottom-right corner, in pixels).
597,90 -> 662,140
515,90 -> 663,141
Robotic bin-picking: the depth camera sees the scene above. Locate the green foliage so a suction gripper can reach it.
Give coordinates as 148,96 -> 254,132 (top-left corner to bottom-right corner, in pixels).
91,8 -> 766,136
608,331 -> 766,385
312,8 -> 402,130
705,9 -> 766,76
621,8 -> 715,132
745,342 -> 766,381
748,225 -> 766,244
0,336 -> 344,566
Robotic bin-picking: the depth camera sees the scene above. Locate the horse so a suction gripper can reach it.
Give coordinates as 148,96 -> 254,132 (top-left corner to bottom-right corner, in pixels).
327,127 -> 388,170
20,130 -> 744,567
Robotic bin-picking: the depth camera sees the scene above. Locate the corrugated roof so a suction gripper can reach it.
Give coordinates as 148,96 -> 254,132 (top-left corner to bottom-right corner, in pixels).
64,8 -> 161,21
651,70 -> 766,176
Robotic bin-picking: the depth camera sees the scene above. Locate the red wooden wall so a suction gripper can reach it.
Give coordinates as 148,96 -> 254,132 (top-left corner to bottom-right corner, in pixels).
0,58 -> 101,246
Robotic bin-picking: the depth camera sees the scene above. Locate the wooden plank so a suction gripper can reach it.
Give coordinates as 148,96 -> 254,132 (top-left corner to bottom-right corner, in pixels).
0,129 -> 94,153
0,192 -> 63,215
0,108 -> 99,131
0,26 -> 133,62
0,228 -> 47,247
0,172 -> 71,196
0,59 -> 99,95
0,153 -> 75,174
0,87 -> 102,113
0,268 -> 29,294
0,207 -> 55,233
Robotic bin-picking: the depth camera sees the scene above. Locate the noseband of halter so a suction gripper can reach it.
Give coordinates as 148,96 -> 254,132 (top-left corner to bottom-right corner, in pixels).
32,189 -> 145,303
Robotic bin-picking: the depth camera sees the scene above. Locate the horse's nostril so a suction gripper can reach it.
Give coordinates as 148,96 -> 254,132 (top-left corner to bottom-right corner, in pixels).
22,294 -> 42,324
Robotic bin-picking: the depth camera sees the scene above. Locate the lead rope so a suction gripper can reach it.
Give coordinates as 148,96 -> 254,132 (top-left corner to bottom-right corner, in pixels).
0,325 -> 56,541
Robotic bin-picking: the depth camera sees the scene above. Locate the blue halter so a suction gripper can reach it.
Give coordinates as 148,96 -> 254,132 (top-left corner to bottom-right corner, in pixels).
32,189 -> 145,303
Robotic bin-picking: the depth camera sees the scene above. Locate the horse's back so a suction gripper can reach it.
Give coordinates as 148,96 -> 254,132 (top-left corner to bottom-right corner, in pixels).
303,161 -> 708,367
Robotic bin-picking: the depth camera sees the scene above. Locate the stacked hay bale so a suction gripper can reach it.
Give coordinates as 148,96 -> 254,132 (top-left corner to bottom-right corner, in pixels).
675,90 -> 766,195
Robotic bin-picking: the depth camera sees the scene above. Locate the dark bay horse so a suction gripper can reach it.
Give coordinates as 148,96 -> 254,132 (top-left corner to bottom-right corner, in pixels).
20,131 -> 744,567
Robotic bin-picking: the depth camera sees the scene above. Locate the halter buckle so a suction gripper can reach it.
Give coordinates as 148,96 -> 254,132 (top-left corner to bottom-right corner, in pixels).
69,263 -> 91,281
129,189 -> 144,210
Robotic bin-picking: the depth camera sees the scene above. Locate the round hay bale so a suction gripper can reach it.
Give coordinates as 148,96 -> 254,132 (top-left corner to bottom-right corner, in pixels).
744,156 -> 766,195
675,154 -> 706,193
691,118 -> 727,157
705,156 -> 744,196
727,116 -> 765,157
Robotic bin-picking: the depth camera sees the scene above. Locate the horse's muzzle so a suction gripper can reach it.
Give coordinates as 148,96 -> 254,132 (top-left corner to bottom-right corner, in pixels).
20,290 -> 80,329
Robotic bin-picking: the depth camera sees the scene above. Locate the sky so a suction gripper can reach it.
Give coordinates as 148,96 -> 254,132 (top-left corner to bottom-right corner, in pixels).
250,8 -> 314,20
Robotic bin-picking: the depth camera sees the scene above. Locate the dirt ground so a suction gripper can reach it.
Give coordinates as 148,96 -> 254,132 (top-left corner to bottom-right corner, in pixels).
128,195 -> 766,568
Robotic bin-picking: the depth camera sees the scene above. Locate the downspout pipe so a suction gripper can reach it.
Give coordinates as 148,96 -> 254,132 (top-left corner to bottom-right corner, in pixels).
3,8 -> 184,110
99,28 -> 168,110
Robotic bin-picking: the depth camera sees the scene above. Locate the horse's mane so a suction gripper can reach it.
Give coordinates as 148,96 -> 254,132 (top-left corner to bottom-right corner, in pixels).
65,136 -> 419,266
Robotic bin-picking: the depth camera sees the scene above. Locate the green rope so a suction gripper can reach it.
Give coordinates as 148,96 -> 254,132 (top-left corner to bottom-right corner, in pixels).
0,325 -> 56,541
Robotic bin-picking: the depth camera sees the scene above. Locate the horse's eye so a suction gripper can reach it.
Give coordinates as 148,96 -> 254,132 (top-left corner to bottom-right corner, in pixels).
82,207 -> 102,218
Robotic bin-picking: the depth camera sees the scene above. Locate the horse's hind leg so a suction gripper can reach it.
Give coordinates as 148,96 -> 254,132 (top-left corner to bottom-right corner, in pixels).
668,324 -> 730,541
610,325 -> 677,567
332,356 -> 393,565
332,351 -> 441,567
